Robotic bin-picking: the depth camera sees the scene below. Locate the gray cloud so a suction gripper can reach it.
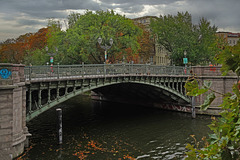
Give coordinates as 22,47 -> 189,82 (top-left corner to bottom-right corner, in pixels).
185,0 -> 240,30
15,19 -> 46,27
0,0 -> 239,42
99,0 -> 178,5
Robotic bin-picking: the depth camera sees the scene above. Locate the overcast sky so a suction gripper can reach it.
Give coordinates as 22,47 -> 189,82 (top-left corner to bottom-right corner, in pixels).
0,0 -> 239,42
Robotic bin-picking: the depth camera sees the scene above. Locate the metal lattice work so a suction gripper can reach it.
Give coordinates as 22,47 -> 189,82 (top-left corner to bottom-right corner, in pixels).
25,64 -> 191,121
24,63 -> 190,80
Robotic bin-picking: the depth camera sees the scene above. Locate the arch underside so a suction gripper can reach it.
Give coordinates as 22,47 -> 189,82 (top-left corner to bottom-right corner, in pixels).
26,76 -> 190,121
93,82 -> 190,106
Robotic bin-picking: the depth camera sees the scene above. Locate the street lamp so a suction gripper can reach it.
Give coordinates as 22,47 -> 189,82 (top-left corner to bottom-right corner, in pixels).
98,37 -> 113,63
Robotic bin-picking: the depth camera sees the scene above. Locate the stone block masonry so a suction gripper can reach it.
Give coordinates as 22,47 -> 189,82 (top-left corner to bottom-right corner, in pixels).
192,66 -> 238,114
0,64 -> 30,159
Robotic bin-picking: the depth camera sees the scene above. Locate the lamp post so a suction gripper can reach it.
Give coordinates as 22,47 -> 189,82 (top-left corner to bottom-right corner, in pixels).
46,46 -> 58,73
98,37 -> 113,63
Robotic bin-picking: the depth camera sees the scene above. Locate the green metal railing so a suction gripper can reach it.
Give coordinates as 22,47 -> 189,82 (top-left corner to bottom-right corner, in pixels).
24,63 -> 190,80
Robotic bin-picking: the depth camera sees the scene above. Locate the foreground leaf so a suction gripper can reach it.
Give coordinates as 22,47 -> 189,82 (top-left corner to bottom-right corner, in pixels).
200,93 -> 216,110
185,79 -> 209,96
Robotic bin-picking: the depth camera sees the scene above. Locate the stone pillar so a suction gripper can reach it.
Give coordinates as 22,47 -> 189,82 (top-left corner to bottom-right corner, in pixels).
0,63 -> 30,159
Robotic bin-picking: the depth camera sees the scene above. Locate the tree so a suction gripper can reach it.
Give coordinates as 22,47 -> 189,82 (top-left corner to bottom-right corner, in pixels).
0,34 -> 30,63
185,41 -> 240,159
28,28 -> 48,51
23,28 -> 49,65
136,22 -> 155,63
150,12 -> 217,66
62,10 -> 143,64
45,19 -> 68,64
196,18 -> 218,64
216,41 -> 240,76
0,28 -> 49,64
23,48 -> 49,65
67,12 -> 81,29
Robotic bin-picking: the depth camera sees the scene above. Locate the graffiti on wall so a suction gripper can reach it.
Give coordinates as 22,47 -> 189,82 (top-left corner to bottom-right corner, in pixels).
0,69 -> 12,79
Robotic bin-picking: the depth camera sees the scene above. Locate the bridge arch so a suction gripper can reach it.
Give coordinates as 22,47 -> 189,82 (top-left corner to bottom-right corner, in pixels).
26,75 -> 190,121
1,63 -> 237,159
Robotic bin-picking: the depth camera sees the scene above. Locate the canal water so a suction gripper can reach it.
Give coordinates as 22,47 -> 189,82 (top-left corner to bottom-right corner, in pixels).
17,95 -> 211,160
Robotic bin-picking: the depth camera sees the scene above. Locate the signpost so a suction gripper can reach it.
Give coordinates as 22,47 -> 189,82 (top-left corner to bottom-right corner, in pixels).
183,51 -> 188,74
183,58 -> 188,64
46,47 -> 58,74
50,57 -> 53,63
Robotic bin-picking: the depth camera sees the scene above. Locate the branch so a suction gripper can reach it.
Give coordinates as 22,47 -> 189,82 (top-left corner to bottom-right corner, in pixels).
207,87 -> 225,96
89,52 -> 100,63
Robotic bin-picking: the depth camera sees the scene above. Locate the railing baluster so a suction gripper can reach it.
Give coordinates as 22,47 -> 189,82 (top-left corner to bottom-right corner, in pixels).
29,65 -> 32,80
82,62 -> 84,77
57,63 -> 60,79
104,63 -> 106,76
24,64 -> 190,81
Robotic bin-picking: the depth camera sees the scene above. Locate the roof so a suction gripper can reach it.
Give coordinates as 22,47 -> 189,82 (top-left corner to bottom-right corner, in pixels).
132,16 -> 158,20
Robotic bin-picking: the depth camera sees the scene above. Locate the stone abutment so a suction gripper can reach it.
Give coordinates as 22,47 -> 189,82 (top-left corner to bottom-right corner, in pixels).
0,64 -> 30,159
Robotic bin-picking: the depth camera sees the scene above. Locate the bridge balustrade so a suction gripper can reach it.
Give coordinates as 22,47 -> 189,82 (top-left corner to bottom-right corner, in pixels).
24,63 -> 190,80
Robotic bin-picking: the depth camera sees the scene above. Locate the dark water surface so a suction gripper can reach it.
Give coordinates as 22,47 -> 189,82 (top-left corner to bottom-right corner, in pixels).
17,95 -> 211,160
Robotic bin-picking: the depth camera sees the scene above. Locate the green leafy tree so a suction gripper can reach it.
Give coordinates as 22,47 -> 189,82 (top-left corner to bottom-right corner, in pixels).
150,12 -> 217,66
216,42 -> 240,76
24,48 -> 49,65
196,18 -> 218,65
45,19 -> 69,64
184,41 -> 240,159
62,10 -> 142,64
67,12 -> 81,29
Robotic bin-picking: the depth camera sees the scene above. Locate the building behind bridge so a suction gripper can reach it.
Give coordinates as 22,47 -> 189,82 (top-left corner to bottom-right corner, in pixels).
132,16 -> 171,66
216,32 -> 240,46
133,16 -> 240,66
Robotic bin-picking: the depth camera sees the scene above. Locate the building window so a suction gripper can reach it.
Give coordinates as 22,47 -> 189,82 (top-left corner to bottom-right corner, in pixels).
150,56 -> 153,63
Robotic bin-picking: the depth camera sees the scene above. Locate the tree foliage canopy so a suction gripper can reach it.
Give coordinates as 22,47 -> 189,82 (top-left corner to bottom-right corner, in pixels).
150,12 -> 218,66
136,22 -> 155,63
216,42 -> 240,76
0,28 -> 48,64
61,10 -> 143,64
185,41 -> 240,159
1,10 -> 144,65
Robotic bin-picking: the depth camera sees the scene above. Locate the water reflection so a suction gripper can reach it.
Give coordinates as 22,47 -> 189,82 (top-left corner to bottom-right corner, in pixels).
16,95 -> 211,160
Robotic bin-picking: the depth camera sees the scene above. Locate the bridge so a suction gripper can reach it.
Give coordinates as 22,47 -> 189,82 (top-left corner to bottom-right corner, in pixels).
0,63 -> 237,159
25,63 -> 191,122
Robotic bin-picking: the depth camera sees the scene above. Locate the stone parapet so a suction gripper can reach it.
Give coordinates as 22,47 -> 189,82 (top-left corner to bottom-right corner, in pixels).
0,63 -> 28,159
192,66 -> 236,76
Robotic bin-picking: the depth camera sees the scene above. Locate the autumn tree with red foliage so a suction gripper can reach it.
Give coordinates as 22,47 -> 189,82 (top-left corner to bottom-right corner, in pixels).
136,23 -> 154,64
0,28 -> 49,64
28,28 -> 48,51
0,34 -> 30,63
